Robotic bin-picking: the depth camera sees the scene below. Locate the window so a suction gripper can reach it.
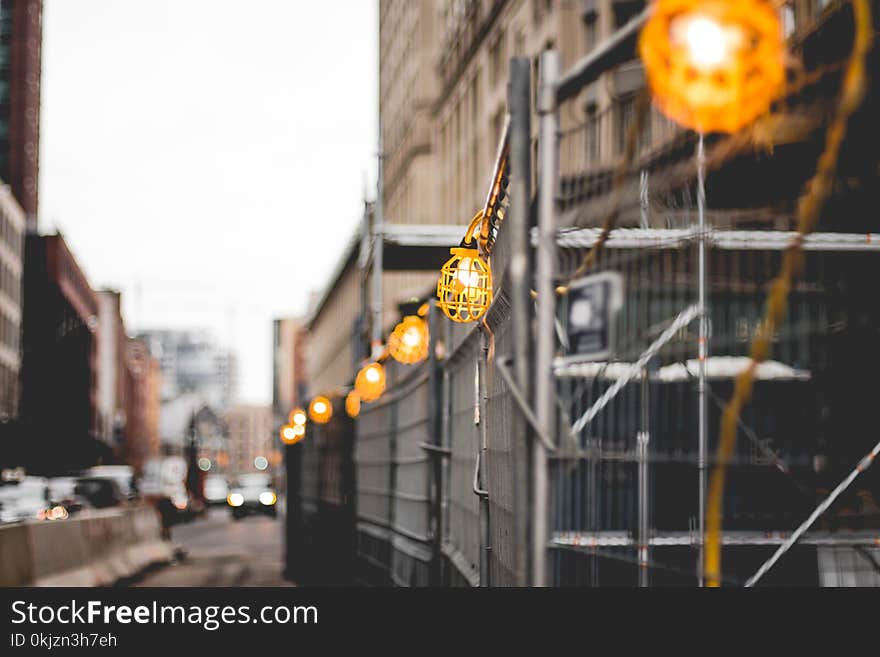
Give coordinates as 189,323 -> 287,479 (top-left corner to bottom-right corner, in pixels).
616,93 -> 651,156
782,2 -> 797,38
584,7 -> 598,53
613,0 -> 645,29
532,0 -> 553,26
585,102 -> 599,163
514,29 -> 525,57
492,107 -> 505,146
489,30 -> 506,88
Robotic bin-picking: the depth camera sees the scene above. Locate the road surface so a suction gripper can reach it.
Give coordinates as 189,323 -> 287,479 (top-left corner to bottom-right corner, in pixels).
133,506 -> 293,587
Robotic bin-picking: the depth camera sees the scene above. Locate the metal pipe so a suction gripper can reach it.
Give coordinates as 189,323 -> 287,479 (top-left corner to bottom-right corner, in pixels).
745,438 -> 880,587
639,170 -> 649,229
495,357 -> 556,452
637,367 -> 650,587
477,329 -> 491,586
509,57 -> 532,588
426,300 -> 444,585
372,136 -> 385,354
534,50 -> 560,588
697,133 -> 708,587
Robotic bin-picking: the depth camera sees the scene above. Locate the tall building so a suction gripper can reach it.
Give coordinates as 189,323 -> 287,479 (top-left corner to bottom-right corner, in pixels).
0,0 -> 43,226
123,337 -> 161,474
137,329 -> 237,409
223,404 -> 273,475
0,183 -> 22,424
272,317 -> 307,425
20,233 -> 99,475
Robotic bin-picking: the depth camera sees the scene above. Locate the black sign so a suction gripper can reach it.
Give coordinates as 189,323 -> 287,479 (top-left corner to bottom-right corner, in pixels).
560,272 -> 623,363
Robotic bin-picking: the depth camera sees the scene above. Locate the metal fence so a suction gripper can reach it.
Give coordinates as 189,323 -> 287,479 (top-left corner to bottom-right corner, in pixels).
293,2 -> 880,586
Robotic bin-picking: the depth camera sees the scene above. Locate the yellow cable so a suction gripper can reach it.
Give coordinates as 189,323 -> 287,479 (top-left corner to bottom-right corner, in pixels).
705,0 -> 873,587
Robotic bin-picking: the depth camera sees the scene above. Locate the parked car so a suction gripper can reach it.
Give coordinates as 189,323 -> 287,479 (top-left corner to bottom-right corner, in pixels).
227,473 -> 277,519
84,465 -> 137,501
0,477 -> 50,524
74,477 -> 126,509
204,475 -> 229,507
47,477 -> 92,516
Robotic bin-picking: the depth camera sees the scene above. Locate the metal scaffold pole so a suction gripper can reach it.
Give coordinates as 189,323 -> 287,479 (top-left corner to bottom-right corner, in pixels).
696,133 -> 708,587
638,367 -> 650,587
372,135 -> 384,356
508,56 -> 532,587
534,50 -> 560,587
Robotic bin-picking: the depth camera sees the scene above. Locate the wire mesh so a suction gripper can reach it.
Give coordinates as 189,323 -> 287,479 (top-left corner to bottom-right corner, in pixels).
441,326 -> 482,586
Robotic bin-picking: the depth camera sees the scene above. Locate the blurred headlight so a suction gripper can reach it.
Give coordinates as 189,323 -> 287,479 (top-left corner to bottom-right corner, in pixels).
259,491 -> 277,506
49,505 -> 68,520
227,493 -> 244,507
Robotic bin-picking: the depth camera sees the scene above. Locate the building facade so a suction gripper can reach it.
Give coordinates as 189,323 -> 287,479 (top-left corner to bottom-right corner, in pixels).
0,183 -> 22,423
0,0 -> 42,226
124,337 -> 161,474
137,329 -> 237,409
20,233 -> 99,475
223,404 -> 274,476
272,317 -> 307,425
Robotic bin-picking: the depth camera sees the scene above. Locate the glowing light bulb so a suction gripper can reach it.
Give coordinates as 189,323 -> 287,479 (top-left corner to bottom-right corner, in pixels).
455,257 -> 481,292
290,409 -> 306,426
402,327 -> 421,347
674,15 -> 737,71
365,366 -> 380,383
293,424 -> 305,437
314,401 -> 327,414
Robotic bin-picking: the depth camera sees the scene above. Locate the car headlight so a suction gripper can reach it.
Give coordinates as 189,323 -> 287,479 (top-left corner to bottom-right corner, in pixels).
227,493 -> 244,507
48,505 -> 68,520
259,491 -> 276,506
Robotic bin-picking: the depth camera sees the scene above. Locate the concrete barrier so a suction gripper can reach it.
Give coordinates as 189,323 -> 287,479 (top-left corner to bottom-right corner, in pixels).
0,504 -> 174,587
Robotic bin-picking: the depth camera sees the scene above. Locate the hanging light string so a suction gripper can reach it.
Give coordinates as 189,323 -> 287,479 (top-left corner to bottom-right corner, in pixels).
549,34 -> 855,301
706,0 -> 874,588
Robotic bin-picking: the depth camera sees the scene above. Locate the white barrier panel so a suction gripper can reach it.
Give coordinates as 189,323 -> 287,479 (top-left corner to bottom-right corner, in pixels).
0,504 -> 173,587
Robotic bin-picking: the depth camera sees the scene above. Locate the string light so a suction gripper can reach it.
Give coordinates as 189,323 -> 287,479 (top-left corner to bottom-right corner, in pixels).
280,423 -> 306,445
289,408 -> 307,426
639,0 -> 785,133
388,315 -> 429,364
345,391 -> 361,418
308,395 -> 332,424
437,211 -> 494,323
355,362 -> 386,402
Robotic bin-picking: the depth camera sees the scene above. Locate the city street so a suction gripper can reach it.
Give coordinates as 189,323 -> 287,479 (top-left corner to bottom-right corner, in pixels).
132,507 -> 292,587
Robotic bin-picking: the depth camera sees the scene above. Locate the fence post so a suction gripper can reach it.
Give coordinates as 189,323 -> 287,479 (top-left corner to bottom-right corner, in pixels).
534,50 -> 560,587
508,56 -> 532,587
427,300 -> 444,586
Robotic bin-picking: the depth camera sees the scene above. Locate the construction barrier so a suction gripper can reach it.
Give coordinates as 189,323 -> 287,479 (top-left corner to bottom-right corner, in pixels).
0,505 -> 173,587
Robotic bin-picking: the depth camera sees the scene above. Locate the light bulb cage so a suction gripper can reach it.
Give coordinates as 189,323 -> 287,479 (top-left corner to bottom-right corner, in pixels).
639,0 -> 785,134
355,362 -> 386,402
308,395 -> 333,424
388,315 -> 430,364
437,246 -> 493,323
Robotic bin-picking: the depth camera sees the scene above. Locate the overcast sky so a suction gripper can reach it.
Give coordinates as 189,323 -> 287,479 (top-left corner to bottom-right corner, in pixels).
40,0 -> 378,404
